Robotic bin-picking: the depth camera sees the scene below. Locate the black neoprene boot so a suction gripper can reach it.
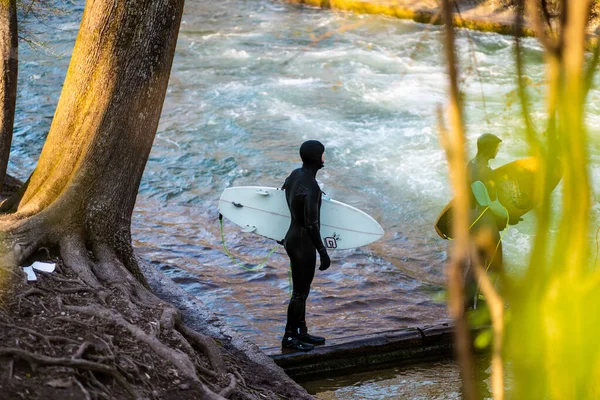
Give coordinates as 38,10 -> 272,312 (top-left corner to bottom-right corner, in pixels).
297,333 -> 326,345
282,335 -> 314,351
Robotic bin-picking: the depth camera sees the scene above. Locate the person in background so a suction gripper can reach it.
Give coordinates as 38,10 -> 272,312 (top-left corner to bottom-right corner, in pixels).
466,133 -> 506,308
280,140 -> 330,351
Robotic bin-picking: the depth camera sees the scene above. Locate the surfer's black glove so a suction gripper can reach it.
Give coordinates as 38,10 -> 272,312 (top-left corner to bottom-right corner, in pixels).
318,248 -> 330,271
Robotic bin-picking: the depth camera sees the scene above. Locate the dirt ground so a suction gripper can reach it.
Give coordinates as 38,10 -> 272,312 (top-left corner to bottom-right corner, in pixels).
0,250 -> 310,399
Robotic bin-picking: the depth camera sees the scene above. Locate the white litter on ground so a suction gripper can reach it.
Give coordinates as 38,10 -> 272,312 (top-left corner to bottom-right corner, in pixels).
22,261 -> 56,281
31,261 -> 56,273
23,266 -> 37,281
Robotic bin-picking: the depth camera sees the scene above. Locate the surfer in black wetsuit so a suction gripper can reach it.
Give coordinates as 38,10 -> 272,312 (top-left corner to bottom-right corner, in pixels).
280,140 -> 330,351
468,133 -> 501,207
466,133 -> 507,308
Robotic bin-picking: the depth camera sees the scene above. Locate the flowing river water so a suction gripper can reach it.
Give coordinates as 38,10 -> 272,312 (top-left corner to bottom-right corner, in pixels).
12,0 -> 600,398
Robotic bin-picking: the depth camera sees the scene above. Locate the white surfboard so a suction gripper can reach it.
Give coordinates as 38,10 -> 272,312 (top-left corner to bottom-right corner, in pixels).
218,186 -> 384,250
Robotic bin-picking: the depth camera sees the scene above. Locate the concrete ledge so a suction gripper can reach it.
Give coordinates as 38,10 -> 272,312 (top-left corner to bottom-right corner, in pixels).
265,323 -> 454,380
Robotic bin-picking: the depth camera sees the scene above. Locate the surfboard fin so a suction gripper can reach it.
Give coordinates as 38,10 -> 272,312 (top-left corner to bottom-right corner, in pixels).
241,225 -> 257,233
471,181 -> 508,220
256,189 -> 270,196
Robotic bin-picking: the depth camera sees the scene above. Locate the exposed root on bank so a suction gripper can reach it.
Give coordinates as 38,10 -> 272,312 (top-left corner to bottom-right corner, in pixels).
219,374 -> 239,398
0,347 -> 136,398
64,305 -> 199,382
0,232 -> 308,399
60,236 -> 102,289
0,266 -> 243,399
0,322 -> 79,345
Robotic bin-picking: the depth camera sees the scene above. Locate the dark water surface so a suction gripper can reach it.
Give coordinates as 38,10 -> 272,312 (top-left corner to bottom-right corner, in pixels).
305,356 -> 494,399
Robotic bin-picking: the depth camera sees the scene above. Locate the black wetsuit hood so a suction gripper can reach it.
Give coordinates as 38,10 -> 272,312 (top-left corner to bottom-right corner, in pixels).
476,133 -> 502,160
300,140 -> 325,171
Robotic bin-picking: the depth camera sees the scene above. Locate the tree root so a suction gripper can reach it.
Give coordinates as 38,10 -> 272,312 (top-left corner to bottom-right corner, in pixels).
18,288 -> 45,298
65,304 -> 239,399
85,370 -> 111,399
219,373 -> 238,398
0,347 -> 137,398
0,228 -> 260,399
160,306 -> 225,373
55,316 -> 101,329
93,242 -> 155,305
107,233 -> 149,289
74,376 -> 92,400
53,286 -> 95,294
38,272 -> 83,285
177,322 -> 225,374
65,305 -> 198,381
0,322 -> 79,346
60,236 -> 101,289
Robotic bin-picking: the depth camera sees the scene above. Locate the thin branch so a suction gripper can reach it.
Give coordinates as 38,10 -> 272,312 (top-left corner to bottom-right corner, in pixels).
540,0 -> 554,34
583,35 -> 600,100
472,245 -> 505,400
453,1 -> 490,125
525,0 -> 560,56
514,0 -> 542,155
441,1 -> 477,398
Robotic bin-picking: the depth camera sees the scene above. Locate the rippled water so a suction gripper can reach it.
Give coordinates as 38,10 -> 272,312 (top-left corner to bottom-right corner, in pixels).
308,360 -> 464,399
304,356 -> 494,399
11,0 -> 600,396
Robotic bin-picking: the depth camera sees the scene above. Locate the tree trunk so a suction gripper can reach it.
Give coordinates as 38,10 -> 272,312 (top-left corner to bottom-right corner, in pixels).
0,0 -> 183,284
0,2 -> 307,398
0,0 -> 17,192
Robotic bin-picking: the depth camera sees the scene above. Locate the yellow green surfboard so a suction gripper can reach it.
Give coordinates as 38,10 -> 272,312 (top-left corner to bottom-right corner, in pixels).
435,157 -> 562,240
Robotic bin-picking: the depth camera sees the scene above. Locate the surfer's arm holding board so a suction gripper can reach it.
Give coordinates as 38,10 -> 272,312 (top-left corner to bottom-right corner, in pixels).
304,183 -> 331,271
474,167 -> 522,225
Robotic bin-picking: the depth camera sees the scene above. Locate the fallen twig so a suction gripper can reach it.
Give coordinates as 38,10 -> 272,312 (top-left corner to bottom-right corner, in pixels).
73,342 -> 91,359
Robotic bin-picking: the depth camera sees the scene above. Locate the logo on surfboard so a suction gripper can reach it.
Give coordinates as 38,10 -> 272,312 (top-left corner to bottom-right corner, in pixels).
324,233 -> 341,249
